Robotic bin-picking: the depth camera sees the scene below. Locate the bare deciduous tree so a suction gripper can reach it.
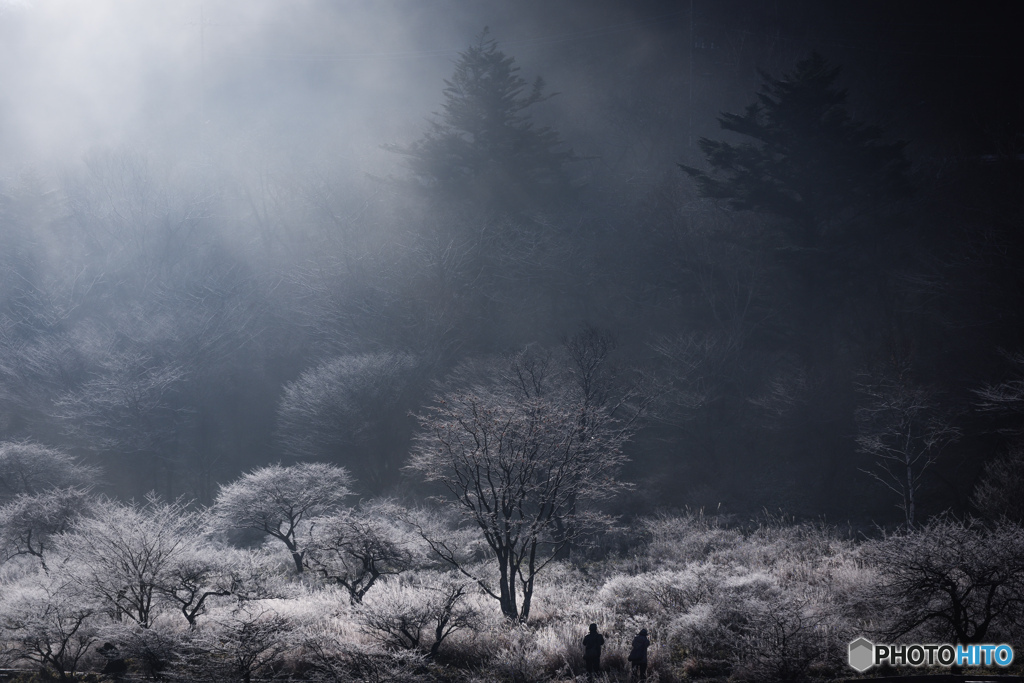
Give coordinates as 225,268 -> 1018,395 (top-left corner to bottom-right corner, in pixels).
407,350 -> 634,621
0,487 -> 92,570
213,462 -> 352,573
855,372 -> 960,527
0,331 -> 90,438
975,350 -> 1024,430
53,344 -> 188,495
303,499 -> 418,604
357,572 -> 479,658
0,572 -> 100,682
866,516 -> 1024,644
0,441 -> 98,502
732,592 -> 837,683
971,446 -> 1024,522
158,544 -> 244,629
56,495 -> 203,629
276,353 -> 420,490
174,604 -> 293,683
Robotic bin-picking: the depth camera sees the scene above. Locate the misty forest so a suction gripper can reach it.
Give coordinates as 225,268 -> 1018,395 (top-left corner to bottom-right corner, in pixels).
1,1 -> 1022,681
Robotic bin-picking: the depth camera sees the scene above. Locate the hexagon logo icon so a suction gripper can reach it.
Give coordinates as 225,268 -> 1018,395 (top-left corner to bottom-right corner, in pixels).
848,637 -> 875,672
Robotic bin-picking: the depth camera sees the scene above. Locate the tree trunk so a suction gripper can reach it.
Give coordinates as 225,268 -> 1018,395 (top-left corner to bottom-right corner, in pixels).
282,535 -> 304,573
498,560 -> 518,620
290,550 -> 304,573
905,456 -> 915,528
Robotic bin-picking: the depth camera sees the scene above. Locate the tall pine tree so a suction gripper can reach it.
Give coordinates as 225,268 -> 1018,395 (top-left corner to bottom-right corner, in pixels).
682,53 -> 910,250
682,53 -> 913,342
390,29 -> 575,214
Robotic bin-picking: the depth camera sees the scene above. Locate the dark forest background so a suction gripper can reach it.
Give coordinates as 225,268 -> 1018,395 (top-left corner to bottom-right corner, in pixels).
1,0 -> 1021,526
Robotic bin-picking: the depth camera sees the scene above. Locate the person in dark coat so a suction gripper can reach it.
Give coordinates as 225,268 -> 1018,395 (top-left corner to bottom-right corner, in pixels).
627,628 -> 651,681
582,623 -> 605,680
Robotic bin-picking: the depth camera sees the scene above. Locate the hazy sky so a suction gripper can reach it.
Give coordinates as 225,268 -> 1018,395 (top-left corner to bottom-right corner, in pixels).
1,0 -> 1017,174
0,0 -> 667,172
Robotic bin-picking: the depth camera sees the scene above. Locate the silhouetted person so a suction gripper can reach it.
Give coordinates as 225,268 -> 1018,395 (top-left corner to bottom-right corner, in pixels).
628,628 -> 650,681
582,623 -> 604,680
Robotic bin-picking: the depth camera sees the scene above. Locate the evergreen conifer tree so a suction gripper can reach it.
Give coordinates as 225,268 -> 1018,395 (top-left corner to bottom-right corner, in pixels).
682,53 -> 910,250
390,29 -> 575,213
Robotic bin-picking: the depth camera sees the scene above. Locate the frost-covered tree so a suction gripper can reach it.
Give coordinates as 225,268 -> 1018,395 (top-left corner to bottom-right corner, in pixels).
357,572 -> 478,658
303,499 -> 418,604
173,604 -> 293,683
0,330 -> 89,439
213,462 -> 352,573
0,441 -> 98,502
407,351 -> 634,621
731,589 -> 841,682
54,346 -> 188,492
0,572 -> 100,682
973,353 -> 1024,521
276,353 -> 419,490
56,495 -> 204,629
855,371 -> 960,527
972,446 -> 1024,523
866,517 -> 1024,644
0,487 -> 92,570
158,543 -> 244,628
975,351 -> 1024,421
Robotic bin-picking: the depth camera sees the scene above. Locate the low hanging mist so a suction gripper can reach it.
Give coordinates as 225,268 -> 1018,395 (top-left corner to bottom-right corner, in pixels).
1,1 -> 1022,681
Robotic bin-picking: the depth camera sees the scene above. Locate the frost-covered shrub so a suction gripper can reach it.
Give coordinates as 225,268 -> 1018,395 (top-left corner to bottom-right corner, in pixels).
646,556 -> 854,682
299,641 -> 428,683
294,610 -> 430,683
728,586 -> 846,682
530,620 -> 588,679
169,603 -> 293,683
725,516 -> 852,575
639,510 -> 743,567
233,544 -> 306,601
104,618 -> 189,680
488,623 -> 546,683
669,567 -> 774,655
585,515 -> 860,679
599,565 -> 717,621
527,618 -> 645,680
666,602 -> 730,675
525,561 -> 604,626
262,584 -> 352,626
0,500 -> 966,682
356,571 -> 479,658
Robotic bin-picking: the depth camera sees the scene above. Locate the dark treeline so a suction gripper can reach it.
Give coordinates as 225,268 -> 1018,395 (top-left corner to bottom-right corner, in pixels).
0,0 -> 1021,529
